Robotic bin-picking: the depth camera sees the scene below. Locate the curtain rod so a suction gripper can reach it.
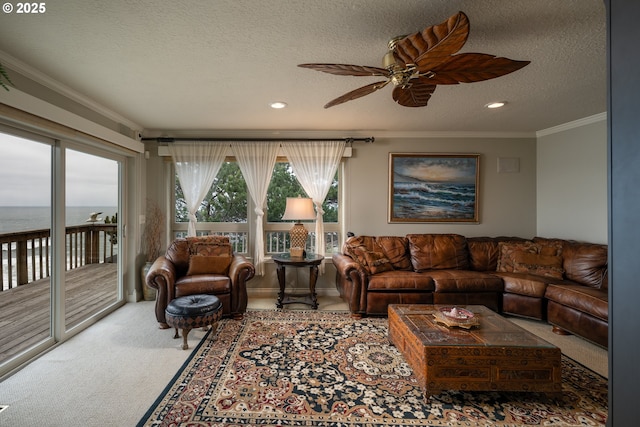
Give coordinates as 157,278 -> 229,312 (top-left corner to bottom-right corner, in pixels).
141,136 -> 374,144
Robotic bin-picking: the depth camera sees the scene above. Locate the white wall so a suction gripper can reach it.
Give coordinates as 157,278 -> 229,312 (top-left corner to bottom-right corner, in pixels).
536,116 -> 607,244
344,136 -> 538,239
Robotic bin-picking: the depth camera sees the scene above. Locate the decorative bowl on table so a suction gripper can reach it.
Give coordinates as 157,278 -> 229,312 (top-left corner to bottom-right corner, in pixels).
433,307 -> 480,329
440,307 -> 474,320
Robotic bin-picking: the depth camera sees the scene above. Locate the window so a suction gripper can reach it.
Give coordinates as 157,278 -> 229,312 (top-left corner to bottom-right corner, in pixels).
172,160 -> 342,256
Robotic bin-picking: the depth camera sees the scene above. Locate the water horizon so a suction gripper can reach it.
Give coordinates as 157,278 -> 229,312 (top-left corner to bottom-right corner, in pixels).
0,206 -> 118,234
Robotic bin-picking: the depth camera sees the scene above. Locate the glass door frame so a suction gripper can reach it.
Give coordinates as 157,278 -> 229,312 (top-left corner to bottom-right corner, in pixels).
54,140 -> 126,340
0,128 -> 131,378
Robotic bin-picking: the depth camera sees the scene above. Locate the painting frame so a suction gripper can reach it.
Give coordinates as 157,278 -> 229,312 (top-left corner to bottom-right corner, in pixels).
388,153 -> 480,223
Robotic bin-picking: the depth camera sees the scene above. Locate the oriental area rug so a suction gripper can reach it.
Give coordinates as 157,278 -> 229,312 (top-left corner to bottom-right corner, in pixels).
137,311 -> 607,426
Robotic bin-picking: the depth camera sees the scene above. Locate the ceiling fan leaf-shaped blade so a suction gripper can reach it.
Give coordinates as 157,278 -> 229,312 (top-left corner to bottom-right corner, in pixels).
298,63 -> 390,77
394,11 -> 470,70
427,53 -> 531,85
324,80 -> 390,108
392,79 -> 436,107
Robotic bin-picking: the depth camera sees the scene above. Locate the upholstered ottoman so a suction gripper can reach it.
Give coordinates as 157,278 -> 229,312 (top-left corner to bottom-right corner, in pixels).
164,294 -> 222,350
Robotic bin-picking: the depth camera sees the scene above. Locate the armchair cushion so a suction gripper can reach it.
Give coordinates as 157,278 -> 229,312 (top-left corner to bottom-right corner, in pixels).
192,242 -> 232,257
186,255 -> 232,276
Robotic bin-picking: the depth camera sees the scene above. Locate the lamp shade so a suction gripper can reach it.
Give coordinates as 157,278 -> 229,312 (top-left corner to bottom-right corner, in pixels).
282,197 -> 315,221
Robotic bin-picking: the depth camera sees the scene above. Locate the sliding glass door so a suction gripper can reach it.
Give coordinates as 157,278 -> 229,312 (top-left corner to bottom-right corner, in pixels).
64,148 -> 121,331
0,130 -> 53,366
0,130 -> 125,374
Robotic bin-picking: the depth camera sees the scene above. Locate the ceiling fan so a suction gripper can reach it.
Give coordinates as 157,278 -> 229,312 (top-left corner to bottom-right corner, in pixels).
298,11 -> 530,108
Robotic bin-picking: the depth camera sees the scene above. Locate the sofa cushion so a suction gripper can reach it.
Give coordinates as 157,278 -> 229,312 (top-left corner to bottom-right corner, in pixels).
186,255 -> 232,276
466,237 -> 501,271
342,236 -> 377,268
497,240 -> 564,270
362,251 -> 394,274
427,270 -> 504,293
561,242 -> 608,288
495,271 -> 555,298
374,236 -> 412,270
343,241 -> 394,275
545,283 -> 608,322
343,235 -> 377,253
496,241 -> 538,272
407,234 -> 470,272
467,237 -> 526,271
534,237 -> 608,288
511,251 -> 564,279
344,244 -> 369,269
368,271 -> 434,291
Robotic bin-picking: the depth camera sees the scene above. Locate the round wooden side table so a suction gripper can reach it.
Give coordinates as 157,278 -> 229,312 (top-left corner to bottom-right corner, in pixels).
272,253 -> 324,309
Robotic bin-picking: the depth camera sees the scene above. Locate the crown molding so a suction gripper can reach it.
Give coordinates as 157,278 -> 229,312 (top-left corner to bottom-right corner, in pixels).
0,50 -> 142,132
536,112 -> 607,137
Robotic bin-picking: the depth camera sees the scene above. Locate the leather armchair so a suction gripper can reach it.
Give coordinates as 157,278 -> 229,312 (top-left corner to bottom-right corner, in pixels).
146,236 -> 255,328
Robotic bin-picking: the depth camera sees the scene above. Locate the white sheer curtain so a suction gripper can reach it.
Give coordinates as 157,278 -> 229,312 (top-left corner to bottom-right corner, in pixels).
232,141 -> 279,275
281,140 -> 345,266
168,142 -> 228,237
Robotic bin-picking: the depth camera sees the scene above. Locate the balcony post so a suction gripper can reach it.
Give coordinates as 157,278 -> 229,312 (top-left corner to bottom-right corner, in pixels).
85,228 -> 100,265
16,240 -> 28,285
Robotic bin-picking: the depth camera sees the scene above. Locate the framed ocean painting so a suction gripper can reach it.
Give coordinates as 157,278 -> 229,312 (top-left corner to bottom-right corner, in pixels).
388,153 -> 480,223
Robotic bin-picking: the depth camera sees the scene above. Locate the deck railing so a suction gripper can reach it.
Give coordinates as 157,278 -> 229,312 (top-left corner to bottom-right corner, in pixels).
0,224 -> 117,291
172,230 -> 340,256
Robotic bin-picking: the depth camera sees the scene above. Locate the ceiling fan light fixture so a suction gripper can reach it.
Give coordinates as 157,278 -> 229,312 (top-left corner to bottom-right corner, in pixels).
270,101 -> 288,109
485,101 -> 506,109
382,50 -> 397,70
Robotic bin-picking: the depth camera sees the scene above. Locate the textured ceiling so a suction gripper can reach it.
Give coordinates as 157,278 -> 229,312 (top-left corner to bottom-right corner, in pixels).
0,0 -> 606,135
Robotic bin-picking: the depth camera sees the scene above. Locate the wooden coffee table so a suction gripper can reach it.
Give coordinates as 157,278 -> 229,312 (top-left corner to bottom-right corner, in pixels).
388,304 -> 562,398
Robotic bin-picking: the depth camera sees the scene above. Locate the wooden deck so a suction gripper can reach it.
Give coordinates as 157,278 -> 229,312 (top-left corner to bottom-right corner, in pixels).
0,263 -> 119,365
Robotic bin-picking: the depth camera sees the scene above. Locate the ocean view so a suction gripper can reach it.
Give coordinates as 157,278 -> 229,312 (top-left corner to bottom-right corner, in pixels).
393,181 -> 476,219
1,206 -> 118,290
0,206 -> 118,234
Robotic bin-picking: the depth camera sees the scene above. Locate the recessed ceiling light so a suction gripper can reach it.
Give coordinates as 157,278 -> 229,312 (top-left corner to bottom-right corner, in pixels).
270,101 -> 288,109
485,101 -> 506,109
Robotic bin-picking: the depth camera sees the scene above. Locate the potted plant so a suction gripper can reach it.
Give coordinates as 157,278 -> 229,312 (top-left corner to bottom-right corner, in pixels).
141,199 -> 164,301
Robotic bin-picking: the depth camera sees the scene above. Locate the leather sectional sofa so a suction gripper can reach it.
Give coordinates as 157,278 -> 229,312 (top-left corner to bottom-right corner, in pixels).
332,234 -> 608,347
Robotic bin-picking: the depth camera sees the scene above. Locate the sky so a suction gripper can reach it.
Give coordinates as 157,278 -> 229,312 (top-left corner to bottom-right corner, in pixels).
394,156 -> 477,184
0,132 -> 119,206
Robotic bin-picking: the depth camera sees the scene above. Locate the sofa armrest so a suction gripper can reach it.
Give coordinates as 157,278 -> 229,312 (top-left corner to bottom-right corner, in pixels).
228,254 -> 255,316
333,252 -> 362,274
332,253 -> 368,316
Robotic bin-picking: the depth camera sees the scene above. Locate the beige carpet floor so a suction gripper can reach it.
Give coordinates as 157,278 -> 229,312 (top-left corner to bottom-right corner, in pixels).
0,295 -> 607,427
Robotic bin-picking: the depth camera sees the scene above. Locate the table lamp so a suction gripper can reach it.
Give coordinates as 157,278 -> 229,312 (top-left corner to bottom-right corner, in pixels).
281,196 -> 315,257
